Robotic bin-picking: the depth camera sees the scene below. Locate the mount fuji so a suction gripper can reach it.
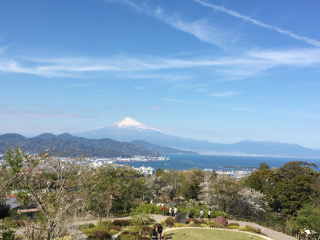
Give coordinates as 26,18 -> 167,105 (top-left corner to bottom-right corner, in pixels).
75,117 -> 168,142
75,117 -> 320,158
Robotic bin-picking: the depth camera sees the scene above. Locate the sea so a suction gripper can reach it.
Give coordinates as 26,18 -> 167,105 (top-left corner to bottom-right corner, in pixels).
116,154 -> 320,171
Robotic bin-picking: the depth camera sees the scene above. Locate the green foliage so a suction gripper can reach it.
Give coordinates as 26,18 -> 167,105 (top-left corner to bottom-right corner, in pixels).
88,165 -> 147,218
93,230 -> 111,240
296,204 -> 320,237
81,221 -> 118,239
174,223 -> 187,227
238,225 -> 261,234
112,219 -> 131,226
206,221 -> 224,228
1,228 -> 16,240
164,217 -> 174,227
180,168 -> 204,200
132,203 -> 162,214
245,161 -> 319,216
212,211 -> 228,218
227,223 -> 240,228
3,148 -> 24,174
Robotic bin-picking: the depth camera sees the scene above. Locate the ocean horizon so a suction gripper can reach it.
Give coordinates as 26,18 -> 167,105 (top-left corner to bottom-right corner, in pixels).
116,154 -> 320,171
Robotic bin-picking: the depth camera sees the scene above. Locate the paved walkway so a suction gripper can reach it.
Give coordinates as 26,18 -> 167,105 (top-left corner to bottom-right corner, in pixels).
228,220 -> 298,240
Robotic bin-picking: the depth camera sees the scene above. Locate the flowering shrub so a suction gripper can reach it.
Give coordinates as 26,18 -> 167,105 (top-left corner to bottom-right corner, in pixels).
213,216 -> 228,227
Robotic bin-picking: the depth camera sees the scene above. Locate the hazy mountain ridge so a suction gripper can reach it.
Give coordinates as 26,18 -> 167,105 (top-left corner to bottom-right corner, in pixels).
76,117 -> 320,158
0,133 -> 159,158
130,140 -> 197,155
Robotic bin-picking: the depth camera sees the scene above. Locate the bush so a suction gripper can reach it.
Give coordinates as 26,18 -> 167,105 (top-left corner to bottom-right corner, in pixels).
206,221 -> 224,228
174,223 -> 187,227
213,216 -> 228,227
15,220 -> 26,227
1,229 -> 16,240
244,225 -> 258,233
97,221 -> 112,227
227,223 -> 239,227
238,227 -> 246,231
79,223 -> 95,230
193,219 -> 205,224
141,226 -> 153,236
109,225 -> 121,231
212,211 -> 228,218
226,223 -> 240,229
165,217 -> 174,227
238,225 -> 260,233
113,219 -> 131,226
132,203 -> 163,215
93,230 -> 111,240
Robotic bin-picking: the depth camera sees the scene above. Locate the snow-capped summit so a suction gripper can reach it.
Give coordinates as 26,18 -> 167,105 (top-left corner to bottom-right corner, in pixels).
113,117 -> 159,131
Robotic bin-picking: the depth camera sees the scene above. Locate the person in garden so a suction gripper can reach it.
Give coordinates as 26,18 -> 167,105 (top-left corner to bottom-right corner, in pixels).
152,225 -> 157,239
208,208 -> 211,220
169,206 -> 172,216
157,224 -> 163,240
200,209 -> 204,219
161,205 -> 166,216
174,206 -> 178,216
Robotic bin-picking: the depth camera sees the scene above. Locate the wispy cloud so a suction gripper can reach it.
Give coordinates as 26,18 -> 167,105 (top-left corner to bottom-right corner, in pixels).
161,98 -> 186,103
153,8 -> 230,48
1,47 -> 320,83
148,105 -> 162,110
120,1 -> 231,48
68,83 -> 97,88
194,0 -> 320,48
210,91 -> 240,97
248,49 -> 320,65
0,105 -> 94,119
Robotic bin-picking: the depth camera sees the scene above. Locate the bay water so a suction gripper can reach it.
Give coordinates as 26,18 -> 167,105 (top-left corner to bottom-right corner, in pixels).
116,154 -> 320,171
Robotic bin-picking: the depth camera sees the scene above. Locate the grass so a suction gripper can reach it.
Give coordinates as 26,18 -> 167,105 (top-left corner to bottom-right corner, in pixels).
165,228 -> 267,240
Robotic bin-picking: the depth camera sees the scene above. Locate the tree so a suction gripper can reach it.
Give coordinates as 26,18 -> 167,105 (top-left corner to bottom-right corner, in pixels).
229,188 -> 267,218
180,168 -> 204,200
274,162 -> 318,215
130,205 -> 155,238
296,205 -> 320,239
2,148 -> 93,240
200,175 -> 239,212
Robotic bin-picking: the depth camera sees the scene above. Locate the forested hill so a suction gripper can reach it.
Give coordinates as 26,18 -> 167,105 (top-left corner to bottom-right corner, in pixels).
0,133 -> 159,157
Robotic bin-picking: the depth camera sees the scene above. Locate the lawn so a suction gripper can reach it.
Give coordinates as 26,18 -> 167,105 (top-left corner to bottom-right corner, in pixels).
165,228 -> 267,240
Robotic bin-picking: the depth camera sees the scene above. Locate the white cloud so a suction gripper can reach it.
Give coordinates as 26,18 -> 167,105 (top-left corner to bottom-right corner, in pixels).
1,48 -> 320,83
194,0 -> 320,48
248,49 -> 320,65
210,91 -> 240,97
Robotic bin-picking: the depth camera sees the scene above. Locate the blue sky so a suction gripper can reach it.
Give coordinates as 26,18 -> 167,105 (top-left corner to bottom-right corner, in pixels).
1,0 -> 320,149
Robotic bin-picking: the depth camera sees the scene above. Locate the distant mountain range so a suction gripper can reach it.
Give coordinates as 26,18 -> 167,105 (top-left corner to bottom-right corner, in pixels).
75,117 -> 320,158
0,133 -> 159,158
1,117 -> 319,158
130,140 -> 197,155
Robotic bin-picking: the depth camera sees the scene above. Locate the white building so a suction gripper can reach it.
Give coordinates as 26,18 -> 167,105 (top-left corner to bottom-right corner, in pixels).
135,166 -> 155,175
